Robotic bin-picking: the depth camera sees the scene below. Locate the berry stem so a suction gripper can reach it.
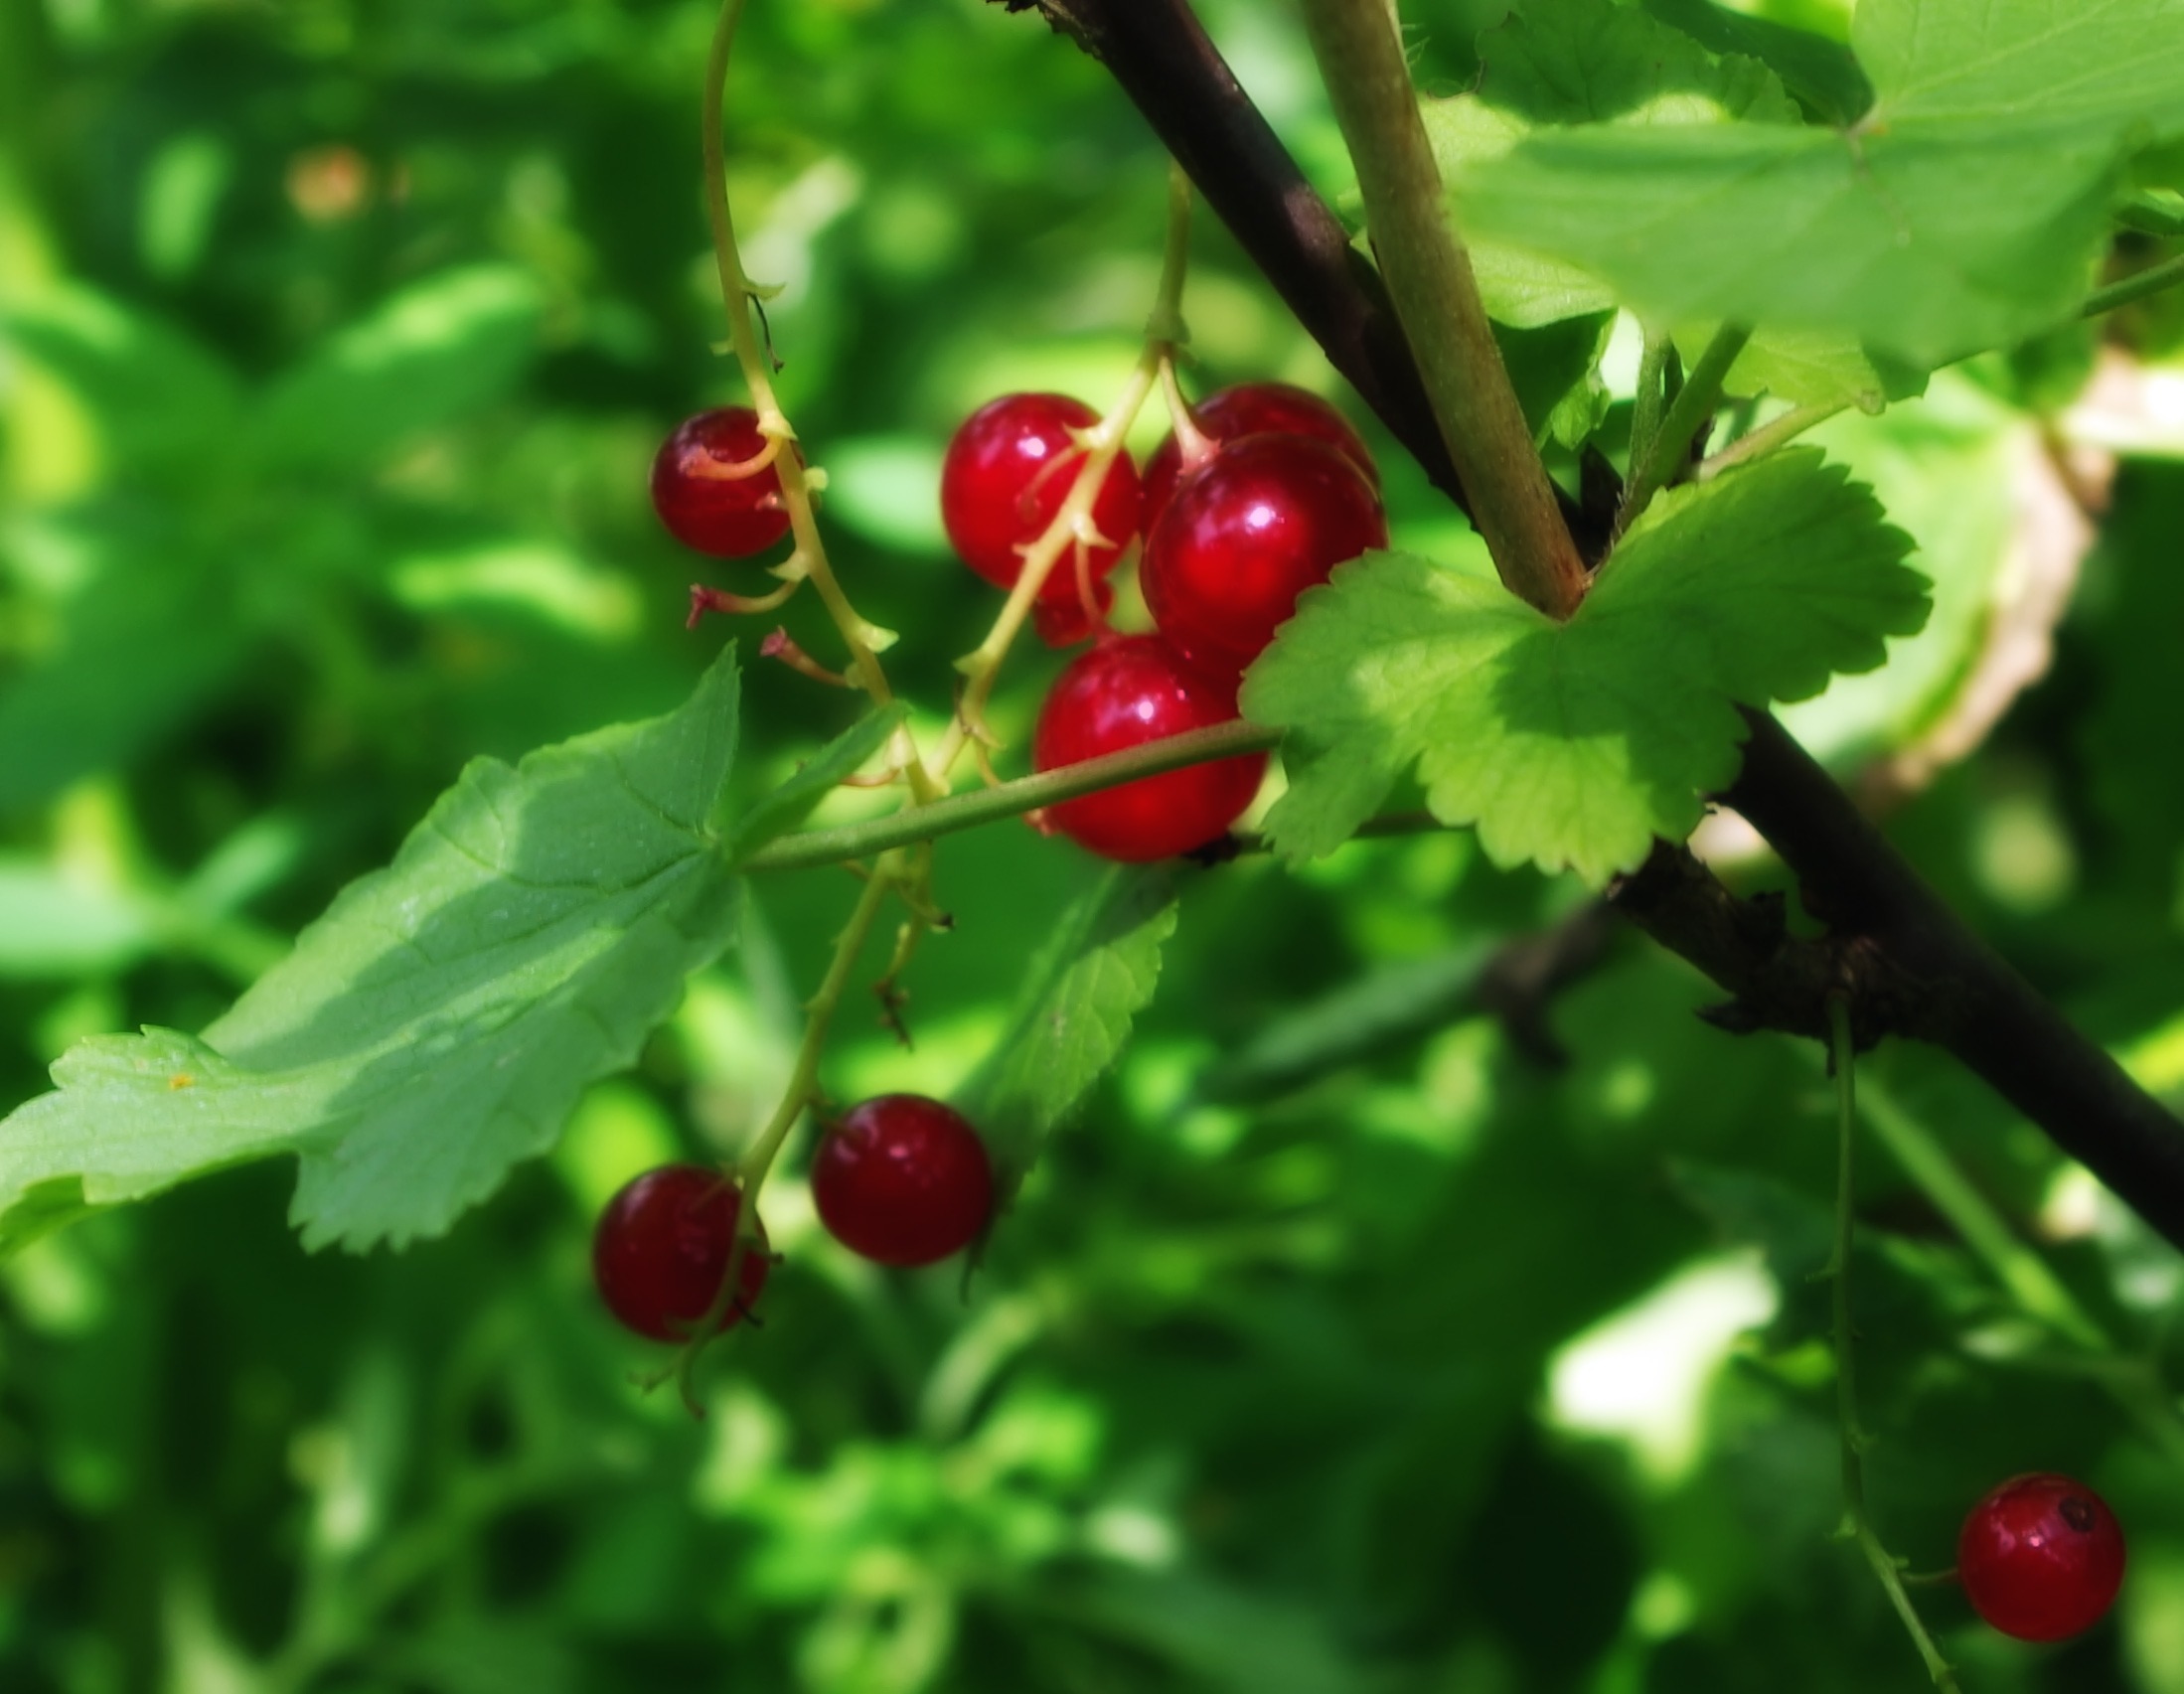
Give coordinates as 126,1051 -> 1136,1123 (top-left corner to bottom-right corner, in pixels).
702,0 -> 940,798
1827,998 -> 1963,1693
2080,249 -> 2184,320
929,166 -> 1196,778
1617,322 -> 1751,539
1296,0 -> 1587,621
1625,328 -> 1674,501
733,718 -> 1281,872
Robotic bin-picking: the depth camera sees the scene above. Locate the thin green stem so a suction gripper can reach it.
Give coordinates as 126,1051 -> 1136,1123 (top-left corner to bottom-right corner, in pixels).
1828,1001 -> 1962,1693
1697,397 -> 1855,483
735,719 -> 1282,873
1299,0 -> 1587,620
1618,323 -> 1751,538
1626,328 -> 1673,492
2080,250 -> 2184,321
702,0 -> 935,796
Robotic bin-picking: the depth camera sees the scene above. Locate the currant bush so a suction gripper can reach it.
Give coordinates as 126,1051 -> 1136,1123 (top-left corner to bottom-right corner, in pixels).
1032,632 -> 1266,862
650,405 -> 795,557
592,1164 -> 770,1341
1957,1473 -> 2126,1641
940,391 -> 1142,646
1140,432 -> 1387,682
1140,381 -> 1379,535
812,1094 -> 995,1267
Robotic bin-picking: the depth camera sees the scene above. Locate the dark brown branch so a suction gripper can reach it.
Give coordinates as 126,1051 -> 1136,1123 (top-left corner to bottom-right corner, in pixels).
1009,0 -> 2184,1252
1002,0 -> 1611,560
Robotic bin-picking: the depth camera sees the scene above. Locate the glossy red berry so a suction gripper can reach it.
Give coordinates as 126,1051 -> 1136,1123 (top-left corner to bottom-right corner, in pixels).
1957,1473 -> 2125,1641
940,392 -> 1141,647
592,1164 -> 770,1341
812,1094 -> 994,1267
1032,633 -> 1267,862
1141,432 -> 1387,683
651,406 -> 794,557
1141,382 -> 1378,535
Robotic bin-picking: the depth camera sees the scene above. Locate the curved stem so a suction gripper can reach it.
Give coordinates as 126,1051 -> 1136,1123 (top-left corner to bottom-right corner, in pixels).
2080,250 -> 2184,320
1617,322 -> 1750,537
1697,397 -> 1854,483
1828,1000 -> 1962,1693
736,718 -> 1281,873
1298,0 -> 1587,619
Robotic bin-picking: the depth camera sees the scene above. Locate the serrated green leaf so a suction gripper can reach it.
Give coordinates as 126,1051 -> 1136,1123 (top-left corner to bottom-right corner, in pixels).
728,703 -> 907,860
1243,450 -> 1927,883
957,864 -> 1178,1203
0,649 -> 745,1252
1446,0 -> 2184,368
1495,311 -> 1616,447
252,265 -> 544,469
1477,0 -> 1802,128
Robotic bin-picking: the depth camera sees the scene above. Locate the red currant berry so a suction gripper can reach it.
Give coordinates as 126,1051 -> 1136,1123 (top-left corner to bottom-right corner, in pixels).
1032,633 -> 1267,862
1141,382 -> 1378,535
592,1164 -> 770,1341
812,1094 -> 994,1268
1958,1473 -> 2125,1641
1141,432 -> 1387,683
651,406 -> 794,558
940,393 -> 1141,643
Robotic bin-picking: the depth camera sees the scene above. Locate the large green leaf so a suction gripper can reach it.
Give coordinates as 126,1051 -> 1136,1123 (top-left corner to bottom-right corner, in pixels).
0,650 -> 745,1251
957,864 -> 1178,1204
1243,450 -> 1927,883
1446,0 -> 2184,367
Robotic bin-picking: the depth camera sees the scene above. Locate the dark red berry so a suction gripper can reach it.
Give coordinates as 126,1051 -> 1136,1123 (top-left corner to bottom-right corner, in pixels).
1958,1473 -> 2125,1641
593,1164 -> 770,1341
1141,432 -> 1387,683
651,406 -> 794,558
1032,633 -> 1266,862
812,1094 -> 994,1268
940,392 -> 1141,644
1141,382 -> 1378,535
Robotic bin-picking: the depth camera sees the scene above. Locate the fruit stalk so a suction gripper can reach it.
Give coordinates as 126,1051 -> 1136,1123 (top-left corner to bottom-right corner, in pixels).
1827,999 -> 1962,1692
1296,0 -> 1588,620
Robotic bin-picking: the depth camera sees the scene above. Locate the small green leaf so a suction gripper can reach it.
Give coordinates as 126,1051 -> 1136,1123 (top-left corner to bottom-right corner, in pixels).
957,864 -> 1178,1203
0,649 -> 746,1252
252,265 -> 544,469
1244,450 -> 1927,883
1639,0 -> 1873,125
728,704 -> 908,860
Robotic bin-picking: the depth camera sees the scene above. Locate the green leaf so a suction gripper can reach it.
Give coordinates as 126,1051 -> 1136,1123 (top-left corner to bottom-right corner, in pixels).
0,858 -> 155,979
1476,0 -> 1802,128
0,649 -> 745,1251
727,703 -> 907,860
957,864 -> 1178,1202
251,265 -> 545,469
1495,312 -> 1616,447
1638,0 -> 1873,125
1445,0 -> 2184,368
1243,450 -> 1927,883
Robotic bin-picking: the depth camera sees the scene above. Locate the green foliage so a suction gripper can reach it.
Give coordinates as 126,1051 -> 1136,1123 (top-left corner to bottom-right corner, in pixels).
1,0 -> 2181,1687
1446,0 -> 2184,367
1246,451 -> 1927,881
0,652 -> 743,1250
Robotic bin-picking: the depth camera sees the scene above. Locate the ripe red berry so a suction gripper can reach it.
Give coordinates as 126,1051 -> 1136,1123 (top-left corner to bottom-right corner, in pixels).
1141,432 -> 1387,683
812,1094 -> 994,1267
939,392 -> 1142,647
1141,382 -> 1378,535
592,1164 -> 770,1341
651,406 -> 795,557
1957,1473 -> 2125,1641
1032,633 -> 1267,862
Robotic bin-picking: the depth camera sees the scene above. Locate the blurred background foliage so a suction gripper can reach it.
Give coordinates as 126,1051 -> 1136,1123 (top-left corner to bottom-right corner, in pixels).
4,0 -> 2184,1689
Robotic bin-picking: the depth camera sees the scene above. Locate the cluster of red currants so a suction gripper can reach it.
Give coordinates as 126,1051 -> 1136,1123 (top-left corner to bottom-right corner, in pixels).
940,384 -> 1388,862
593,1095 -> 992,1343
